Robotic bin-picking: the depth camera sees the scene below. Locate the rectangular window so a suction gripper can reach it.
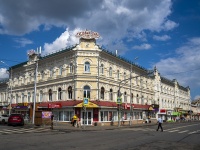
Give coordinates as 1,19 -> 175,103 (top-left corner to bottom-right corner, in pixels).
100,111 -> 118,121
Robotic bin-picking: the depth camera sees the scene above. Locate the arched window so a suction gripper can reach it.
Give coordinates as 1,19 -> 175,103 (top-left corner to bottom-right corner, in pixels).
124,72 -> 126,80
136,94 -> 139,103
58,87 -> 62,100
59,66 -> 63,75
28,92 -> 31,103
40,90 -> 43,102
141,95 -> 144,104
109,89 -> 113,100
109,67 -> 112,77
124,92 -> 127,102
100,64 -> 104,74
49,68 -> 53,77
68,86 -> 72,99
84,62 -> 90,72
131,93 -> 133,103
49,89 -> 52,101
117,70 -> 120,79
22,93 -> 24,103
100,87 -> 105,99
83,85 -> 90,98
69,63 -> 73,73
16,94 -> 18,103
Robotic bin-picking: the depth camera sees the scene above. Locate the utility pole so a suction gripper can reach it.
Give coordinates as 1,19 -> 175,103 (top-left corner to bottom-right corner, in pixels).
32,59 -> 38,124
129,57 -> 138,126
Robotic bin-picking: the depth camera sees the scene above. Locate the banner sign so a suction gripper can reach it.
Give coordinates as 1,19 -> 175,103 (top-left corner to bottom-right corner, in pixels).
48,103 -> 62,108
42,111 -> 52,119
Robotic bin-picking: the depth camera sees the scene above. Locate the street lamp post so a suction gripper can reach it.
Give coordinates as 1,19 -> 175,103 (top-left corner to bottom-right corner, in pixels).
32,59 -> 38,124
129,57 -> 138,126
117,69 -> 153,127
0,61 -> 12,115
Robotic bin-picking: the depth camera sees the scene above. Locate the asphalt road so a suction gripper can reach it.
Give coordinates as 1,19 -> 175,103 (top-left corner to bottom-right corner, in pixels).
0,121 -> 200,150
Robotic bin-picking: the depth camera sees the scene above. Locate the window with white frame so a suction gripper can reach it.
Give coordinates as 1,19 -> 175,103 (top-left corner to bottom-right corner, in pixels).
40,90 -> 43,102
53,110 -> 74,122
84,62 -> 90,72
28,92 -> 31,103
83,85 -> 90,98
59,66 -> 63,75
68,86 -> 72,99
100,111 -> 118,121
58,87 -> 62,100
49,68 -> 53,77
124,72 -> 126,80
100,87 -> 105,99
49,89 -> 52,101
100,64 -> 104,74
22,93 -> 24,103
136,94 -> 139,103
109,67 -> 112,77
16,94 -> 18,103
124,92 -> 127,102
109,89 -> 113,101
69,63 -> 73,73
117,70 -> 120,79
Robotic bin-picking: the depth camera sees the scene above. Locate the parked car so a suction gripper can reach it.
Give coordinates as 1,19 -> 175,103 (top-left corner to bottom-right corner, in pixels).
0,114 -> 9,124
7,114 -> 24,126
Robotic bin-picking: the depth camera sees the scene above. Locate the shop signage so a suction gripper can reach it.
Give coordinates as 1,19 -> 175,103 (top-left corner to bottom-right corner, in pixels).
14,106 -> 28,109
83,98 -> 89,106
159,109 -> 166,114
48,103 -> 62,108
116,97 -> 122,104
76,30 -> 100,39
148,106 -> 154,111
17,102 -> 28,106
75,102 -> 98,108
42,111 -> 52,119
152,104 -> 159,108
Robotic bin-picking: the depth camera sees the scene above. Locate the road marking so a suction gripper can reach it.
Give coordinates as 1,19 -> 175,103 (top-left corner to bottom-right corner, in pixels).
188,130 -> 200,135
0,127 -> 52,135
169,130 -> 179,132
178,130 -> 188,133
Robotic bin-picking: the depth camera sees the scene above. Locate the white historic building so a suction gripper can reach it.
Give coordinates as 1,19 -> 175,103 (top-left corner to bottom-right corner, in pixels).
0,30 -> 191,125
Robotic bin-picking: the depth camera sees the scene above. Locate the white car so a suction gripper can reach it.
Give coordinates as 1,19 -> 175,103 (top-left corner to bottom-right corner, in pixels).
0,114 -> 9,124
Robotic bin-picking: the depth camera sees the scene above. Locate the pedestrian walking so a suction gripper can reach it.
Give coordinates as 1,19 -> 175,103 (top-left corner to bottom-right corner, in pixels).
156,116 -> 163,132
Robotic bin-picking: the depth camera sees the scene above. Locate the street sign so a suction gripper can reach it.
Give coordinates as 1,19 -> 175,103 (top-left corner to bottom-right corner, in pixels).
116,97 -> 122,104
83,98 -> 89,106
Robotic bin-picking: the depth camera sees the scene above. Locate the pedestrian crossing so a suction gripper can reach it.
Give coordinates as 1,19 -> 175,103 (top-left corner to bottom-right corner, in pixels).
0,127 -> 53,135
122,127 -> 200,135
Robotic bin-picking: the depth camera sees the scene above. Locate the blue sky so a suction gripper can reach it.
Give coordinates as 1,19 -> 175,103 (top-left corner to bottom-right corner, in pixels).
0,0 -> 200,100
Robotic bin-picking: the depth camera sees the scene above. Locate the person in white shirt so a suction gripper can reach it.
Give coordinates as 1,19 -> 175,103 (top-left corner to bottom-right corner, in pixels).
156,116 -> 163,132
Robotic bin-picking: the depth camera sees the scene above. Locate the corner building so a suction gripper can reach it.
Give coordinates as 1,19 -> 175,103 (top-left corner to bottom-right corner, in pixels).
3,30 -> 191,125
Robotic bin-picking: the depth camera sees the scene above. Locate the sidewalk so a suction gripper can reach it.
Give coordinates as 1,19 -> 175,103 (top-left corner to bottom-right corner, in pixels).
25,120 -> 199,132
45,122 -> 156,132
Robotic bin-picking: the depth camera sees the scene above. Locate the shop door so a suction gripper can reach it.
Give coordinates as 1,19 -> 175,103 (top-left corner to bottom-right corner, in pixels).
82,110 -> 92,125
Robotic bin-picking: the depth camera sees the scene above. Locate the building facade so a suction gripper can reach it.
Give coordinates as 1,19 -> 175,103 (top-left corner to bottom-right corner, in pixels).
0,30 -> 191,125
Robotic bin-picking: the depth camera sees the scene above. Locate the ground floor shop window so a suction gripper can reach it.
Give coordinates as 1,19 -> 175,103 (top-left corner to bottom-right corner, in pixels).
100,111 -> 118,121
133,112 -> 143,119
53,110 -> 73,121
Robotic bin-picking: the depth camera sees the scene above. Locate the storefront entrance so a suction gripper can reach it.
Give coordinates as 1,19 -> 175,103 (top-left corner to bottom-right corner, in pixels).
82,110 -> 92,125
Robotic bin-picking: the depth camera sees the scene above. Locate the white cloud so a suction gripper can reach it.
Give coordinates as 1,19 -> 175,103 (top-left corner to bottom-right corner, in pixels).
42,28 -> 80,55
153,37 -> 200,98
0,0 -> 177,52
153,35 -> 171,41
163,20 -> 179,31
14,38 -> 33,47
0,68 -> 9,79
132,43 -> 151,50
